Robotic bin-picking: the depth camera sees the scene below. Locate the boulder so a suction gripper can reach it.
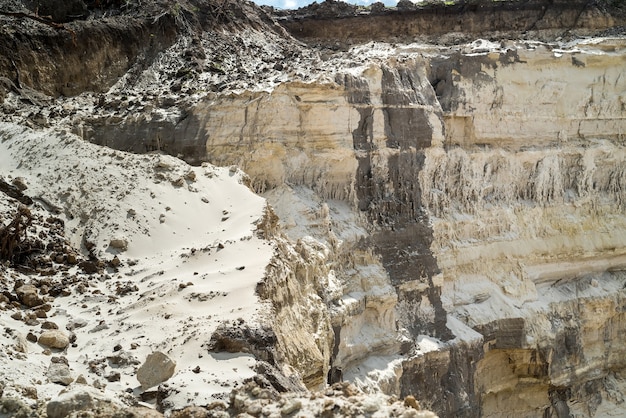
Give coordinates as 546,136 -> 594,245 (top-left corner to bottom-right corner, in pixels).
39,330 -> 70,349
137,351 -> 176,389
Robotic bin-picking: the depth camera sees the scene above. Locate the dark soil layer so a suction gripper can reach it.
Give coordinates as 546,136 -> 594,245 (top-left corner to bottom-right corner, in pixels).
0,0 -> 279,97
277,0 -> 626,46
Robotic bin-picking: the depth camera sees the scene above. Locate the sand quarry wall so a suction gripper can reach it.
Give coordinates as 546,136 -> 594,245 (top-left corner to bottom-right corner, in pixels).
67,35 -> 626,417
1,1 -> 626,416
184,39 -> 626,417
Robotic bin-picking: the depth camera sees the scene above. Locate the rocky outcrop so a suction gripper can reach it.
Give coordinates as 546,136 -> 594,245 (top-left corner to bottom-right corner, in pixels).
255,208 -> 335,390
46,33 -> 624,415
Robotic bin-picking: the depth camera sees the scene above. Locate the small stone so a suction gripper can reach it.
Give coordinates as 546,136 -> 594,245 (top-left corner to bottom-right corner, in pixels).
42,321 -> 59,329
25,317 -> 40,326
110,256 -> 121,268
66,253 -> 78,264
12,177 -> 28,191
22,386 -> 37,400
404,395 -> 420,410
11,311 -> 23,320
281,399 -> 302,415
109,239 -> 128,252
247,401 -> 262,416
39,330 -> 70,349
79,261 -> 98,274
35,309 -> 48,318
16,284 -> 43,307
27,332 -> 38,343
47,362 -> 73,385
192,366 -> 200,374
46,387 -> 109,418
107,350 -> 140,367
106,372 -> 121,382
75,375 -> 88,384
185,170 -> 196,181
113,344 -> 122,352
137,351 -> 176,389
51,356 -> 69,365
35,303 -> 52,312
13,333 -> 29,353
66,318 -> 88,331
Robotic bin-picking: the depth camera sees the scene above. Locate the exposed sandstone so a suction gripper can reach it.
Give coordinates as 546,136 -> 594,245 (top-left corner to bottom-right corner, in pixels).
183,37 -> 626,417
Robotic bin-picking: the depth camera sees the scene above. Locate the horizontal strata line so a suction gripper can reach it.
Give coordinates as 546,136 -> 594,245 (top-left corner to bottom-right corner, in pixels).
351,104 -> 442,111
526,253 -> 626,285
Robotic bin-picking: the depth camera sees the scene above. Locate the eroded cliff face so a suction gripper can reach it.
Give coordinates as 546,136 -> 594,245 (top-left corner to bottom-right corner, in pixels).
422,38 -> 626,417
184,38 -> 626,416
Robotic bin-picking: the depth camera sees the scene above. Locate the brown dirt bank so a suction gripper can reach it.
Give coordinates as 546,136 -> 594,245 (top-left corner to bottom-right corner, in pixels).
276,0 -> 626,46
0,0 -> 281,97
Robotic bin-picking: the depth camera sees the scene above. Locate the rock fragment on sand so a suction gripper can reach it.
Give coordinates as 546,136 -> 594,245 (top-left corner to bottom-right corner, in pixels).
137,351 -> 176,389
12,332 -> 29,353
16,284 -> 43,307
47,362 -> 73,385
46,387 -> 115,418
109,238 -> 128,251
281,399 -> 302,415
39,330 -> 70,349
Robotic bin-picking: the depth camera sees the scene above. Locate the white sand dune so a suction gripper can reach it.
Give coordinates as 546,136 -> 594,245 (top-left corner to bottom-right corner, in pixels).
0,122 -> 274,411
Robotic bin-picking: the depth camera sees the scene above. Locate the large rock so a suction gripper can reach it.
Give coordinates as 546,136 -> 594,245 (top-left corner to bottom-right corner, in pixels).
46,386 -> 114,418
137,351 -> 176,389
39,330 -> 70,349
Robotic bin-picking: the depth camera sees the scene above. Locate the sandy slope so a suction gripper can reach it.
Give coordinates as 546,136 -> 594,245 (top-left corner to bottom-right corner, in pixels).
0,121 -> 274,413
